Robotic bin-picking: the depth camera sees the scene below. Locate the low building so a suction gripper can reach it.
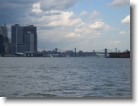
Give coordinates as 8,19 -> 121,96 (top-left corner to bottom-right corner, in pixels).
108,52 -> 130,58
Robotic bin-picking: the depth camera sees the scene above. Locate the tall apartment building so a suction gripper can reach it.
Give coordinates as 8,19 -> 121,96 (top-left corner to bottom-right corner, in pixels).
11,24 -> 20,54
23,25 -> 37,53
11,24 -> 37,55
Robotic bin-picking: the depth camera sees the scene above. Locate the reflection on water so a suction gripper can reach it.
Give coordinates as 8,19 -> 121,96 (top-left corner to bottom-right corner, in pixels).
0,57 -> 131,98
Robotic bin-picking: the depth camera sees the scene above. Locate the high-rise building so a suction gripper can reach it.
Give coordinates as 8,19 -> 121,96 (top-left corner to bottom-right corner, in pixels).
16,26 -> 25,53
11,24 -> 19,54
0,27 -> 4,56
23,25 -> 37,53
0,24 -> 9,56
11,24 -> 37,55
0,24 -> 8,38
25,31 -> 35,53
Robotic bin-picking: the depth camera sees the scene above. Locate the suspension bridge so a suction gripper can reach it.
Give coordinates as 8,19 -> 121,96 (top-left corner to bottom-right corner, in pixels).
54,48 -> 117,58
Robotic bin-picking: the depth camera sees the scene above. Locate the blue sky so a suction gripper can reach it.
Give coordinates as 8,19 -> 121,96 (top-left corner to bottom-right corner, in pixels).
0,0 -> 130,52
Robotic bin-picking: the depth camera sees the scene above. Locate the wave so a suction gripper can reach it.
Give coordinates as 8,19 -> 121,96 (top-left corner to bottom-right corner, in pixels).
22,93 -> 57,97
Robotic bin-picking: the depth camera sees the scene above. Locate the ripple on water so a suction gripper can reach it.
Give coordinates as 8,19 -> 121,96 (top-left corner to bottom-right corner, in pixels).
0,57 -> 131,98
22,93 -> 57,97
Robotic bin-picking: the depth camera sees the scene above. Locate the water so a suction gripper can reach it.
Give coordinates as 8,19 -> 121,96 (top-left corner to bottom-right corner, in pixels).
0,57 -> 131,98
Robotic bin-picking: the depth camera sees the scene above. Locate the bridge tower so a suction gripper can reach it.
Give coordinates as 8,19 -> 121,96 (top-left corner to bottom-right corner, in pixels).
105,48 -> 108,58
75,48 -> 76,57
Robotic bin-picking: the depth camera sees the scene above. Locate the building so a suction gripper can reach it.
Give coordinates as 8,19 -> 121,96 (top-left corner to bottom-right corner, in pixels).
11,24 -> 25,54
0,30 -> 4,56
11,24 -> 37,55
108,52 -> 130,58
0,24 -> 8,38
23,25 -> 37,53
11,24 -> 19,54
0,24 -> 9,56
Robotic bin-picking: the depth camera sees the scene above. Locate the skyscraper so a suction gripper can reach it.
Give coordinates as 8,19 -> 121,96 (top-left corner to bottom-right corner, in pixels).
0,27 -> 4,56
11,24 -> 37,55
16,26 -> 25,53
0,24 -> 9,56
11,24 -> 19,54
23,25 -> 37,53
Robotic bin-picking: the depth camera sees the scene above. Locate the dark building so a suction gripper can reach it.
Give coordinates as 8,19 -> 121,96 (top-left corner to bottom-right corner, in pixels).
108,52 -> 130,58
11,24 -> 20,54
0,34 -> 4,56
0,24 -> 9,56
11,24 -> 37,55
23,25 -> 37,53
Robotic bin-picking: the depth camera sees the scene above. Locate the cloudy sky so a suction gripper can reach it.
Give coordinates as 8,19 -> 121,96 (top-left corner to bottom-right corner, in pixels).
0,0 -> 130,52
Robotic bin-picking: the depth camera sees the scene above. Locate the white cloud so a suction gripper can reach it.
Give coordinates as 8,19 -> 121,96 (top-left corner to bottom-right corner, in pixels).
111,40 -> 121,45
121,15 -> 130,24
120,30 -> 127,35
108,0 -> 129,7
46,11 -> 83,27
66,32 -> 80,38
90,10 -> 100,19
120,30 -> 129,35
32,2 -> 42,14
29,10 -> 84,29
80,10 -> 88,16
89,21 -> 110,31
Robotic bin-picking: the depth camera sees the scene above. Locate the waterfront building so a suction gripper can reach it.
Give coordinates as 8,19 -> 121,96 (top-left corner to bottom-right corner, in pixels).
5,42 -> 11,55
11,24 -> 25,54
11,24 -> 19,54
0,31 -> 4,56
0,24 -> 9,56
23,25 -> 37,53
11,24 -> 37,55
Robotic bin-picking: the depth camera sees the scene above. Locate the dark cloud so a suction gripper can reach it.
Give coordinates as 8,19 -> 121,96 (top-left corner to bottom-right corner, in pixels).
0,0 -> 38,4
0,1 -> 33,24
0,0 -> 77,24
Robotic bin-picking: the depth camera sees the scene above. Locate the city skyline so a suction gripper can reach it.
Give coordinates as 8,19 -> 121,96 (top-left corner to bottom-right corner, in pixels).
0,0 -> 130,51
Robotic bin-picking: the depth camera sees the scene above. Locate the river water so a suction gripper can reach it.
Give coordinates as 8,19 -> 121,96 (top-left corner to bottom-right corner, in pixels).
0,57 -> 131,98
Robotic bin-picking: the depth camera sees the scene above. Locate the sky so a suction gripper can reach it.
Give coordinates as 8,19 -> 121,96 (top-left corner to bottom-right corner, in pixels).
0,0 -> 130,52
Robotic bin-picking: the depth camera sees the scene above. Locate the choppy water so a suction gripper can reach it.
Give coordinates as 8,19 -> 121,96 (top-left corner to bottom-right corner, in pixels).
0,57 -> 131,98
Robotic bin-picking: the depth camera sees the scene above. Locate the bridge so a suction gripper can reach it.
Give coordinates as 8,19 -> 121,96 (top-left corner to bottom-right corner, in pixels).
52,48 -> 117,58
95,49 -> 117,57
